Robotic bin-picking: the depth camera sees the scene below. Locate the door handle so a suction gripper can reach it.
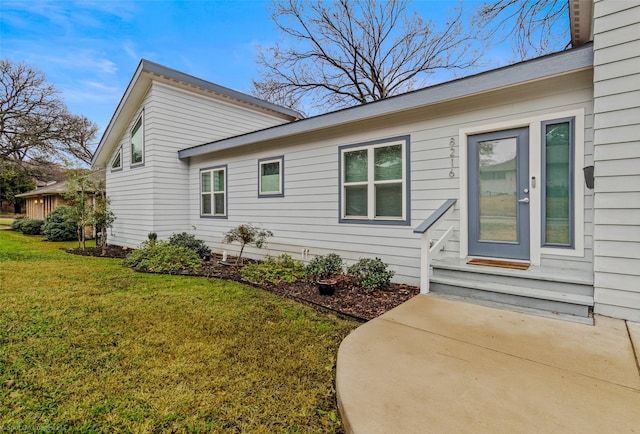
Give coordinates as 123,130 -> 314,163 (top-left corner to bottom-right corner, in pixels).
518,198 -> 530,204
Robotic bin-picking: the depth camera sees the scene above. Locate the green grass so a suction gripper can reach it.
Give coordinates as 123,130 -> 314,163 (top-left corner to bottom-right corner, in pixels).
0,231 -> 359,432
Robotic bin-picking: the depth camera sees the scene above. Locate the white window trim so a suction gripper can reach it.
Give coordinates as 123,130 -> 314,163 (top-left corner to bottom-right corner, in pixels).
130,112 -> 144,167
110,147 -> 122,172
200,166 -> 227,218
458,109 -> 585,265
258,156 -> 284,198
340,137 -> 408,224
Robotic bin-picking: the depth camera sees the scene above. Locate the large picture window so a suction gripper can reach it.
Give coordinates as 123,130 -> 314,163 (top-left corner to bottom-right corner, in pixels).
542,117 -> 574,247
340,136 -> 409,224
258,156 -> 284,197
130,115 -> 144,166
200,166 -> 227,217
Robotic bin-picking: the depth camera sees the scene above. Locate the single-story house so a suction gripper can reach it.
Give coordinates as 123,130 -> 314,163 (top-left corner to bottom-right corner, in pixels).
16,169 -> 106,237
16,180 -> 69,221
92,0 -> 640,323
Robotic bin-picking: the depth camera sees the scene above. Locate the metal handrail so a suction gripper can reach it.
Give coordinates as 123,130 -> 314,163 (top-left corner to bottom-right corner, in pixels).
413,199 -> 457,234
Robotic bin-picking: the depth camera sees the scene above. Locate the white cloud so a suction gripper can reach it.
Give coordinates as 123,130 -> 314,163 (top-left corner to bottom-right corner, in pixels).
122,43 -> 140,62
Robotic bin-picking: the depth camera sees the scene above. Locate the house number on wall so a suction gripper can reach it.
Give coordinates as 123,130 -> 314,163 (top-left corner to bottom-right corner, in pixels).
449,137 -> 456,178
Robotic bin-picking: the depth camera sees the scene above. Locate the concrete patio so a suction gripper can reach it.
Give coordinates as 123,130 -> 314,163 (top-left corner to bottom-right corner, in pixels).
336,295 -> 640,433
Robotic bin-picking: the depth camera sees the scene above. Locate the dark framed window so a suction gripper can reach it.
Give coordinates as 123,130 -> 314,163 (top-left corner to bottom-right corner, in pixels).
542,117 -> 574,247
258,156 -> 284,197
130,115 -> 144,166
111,147 -> 122,171
339,136 -> 410,225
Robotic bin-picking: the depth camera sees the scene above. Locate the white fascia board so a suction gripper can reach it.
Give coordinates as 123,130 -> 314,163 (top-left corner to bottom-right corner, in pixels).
92,60 -> 147,168
178,43 -> 594,160
141,60 -> 300,119
92,59 -> 300,168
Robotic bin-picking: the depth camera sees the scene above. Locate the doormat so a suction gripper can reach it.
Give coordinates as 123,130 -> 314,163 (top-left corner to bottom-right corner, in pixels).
467,258 -> 530,270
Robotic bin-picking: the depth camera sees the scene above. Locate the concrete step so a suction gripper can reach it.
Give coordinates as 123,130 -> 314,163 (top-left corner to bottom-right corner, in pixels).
429,260 -> 594,319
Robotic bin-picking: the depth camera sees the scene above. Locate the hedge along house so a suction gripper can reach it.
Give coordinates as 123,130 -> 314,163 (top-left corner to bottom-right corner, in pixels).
92,0 -> 640,323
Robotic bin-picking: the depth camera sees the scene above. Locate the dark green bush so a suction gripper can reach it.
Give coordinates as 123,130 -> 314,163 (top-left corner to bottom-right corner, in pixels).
123,241 -> 202,273
18,218 -> 44,235
306,253 -> 344,281
11,219 -> 24,232
241,254 -> 306,284
347,257 -> 395,291
43,206 -> 77,241
168,232 -> 211,258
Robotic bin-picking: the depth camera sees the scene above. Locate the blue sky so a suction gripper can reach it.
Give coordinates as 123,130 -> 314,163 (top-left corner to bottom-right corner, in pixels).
0,0 -> 540,136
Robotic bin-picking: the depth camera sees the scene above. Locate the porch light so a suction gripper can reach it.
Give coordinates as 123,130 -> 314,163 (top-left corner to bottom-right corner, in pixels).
583,166 -> 594,189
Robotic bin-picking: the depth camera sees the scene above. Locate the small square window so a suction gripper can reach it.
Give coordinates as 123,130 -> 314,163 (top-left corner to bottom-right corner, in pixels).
258,156 -> 284,197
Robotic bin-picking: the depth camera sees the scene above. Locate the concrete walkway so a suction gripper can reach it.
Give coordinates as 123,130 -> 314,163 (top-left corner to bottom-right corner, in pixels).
336,295 -> 640,433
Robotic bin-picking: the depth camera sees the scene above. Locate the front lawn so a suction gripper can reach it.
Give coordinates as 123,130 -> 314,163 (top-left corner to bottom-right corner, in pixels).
0,231 -> 359,432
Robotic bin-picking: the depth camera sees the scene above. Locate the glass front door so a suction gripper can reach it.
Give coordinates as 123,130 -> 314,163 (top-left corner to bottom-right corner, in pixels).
468,128 -> 530,260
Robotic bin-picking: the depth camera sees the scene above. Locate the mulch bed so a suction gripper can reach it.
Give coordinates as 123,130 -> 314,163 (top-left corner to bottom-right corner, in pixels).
64,246 -> 419,321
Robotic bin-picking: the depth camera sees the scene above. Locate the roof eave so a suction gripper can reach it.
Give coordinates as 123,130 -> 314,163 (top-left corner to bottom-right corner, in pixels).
91,59 -> 301,169
570,0 -> 594,46
91,60 -> 147,168
179,43 -> 594,160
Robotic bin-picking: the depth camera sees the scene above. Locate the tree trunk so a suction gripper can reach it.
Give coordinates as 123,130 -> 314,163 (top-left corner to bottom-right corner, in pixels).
101,228 -> 107,256
236,243 -> 245,265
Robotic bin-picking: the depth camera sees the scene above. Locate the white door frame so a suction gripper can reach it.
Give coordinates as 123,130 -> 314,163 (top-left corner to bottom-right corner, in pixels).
458,109 -> 585,266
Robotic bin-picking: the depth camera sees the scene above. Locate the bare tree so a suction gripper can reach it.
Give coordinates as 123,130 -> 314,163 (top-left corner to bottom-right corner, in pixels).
252,0 -> 480,113
474,0 -> 569,61
1,59 -> 98,166
0,59 -> 65,162
59,114 -> 100,166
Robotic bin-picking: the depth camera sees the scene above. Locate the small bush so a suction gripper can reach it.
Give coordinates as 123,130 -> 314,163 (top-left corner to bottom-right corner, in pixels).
223,224 -> 273,265
43,206 -> 77,241
18,218 -> 44,235
11,219 -> 24,232
241,254 -> 306,284
123,241 -> 202,273
168,232 -> 211,258
347,257 -> 395,291
306,253 -> 344,281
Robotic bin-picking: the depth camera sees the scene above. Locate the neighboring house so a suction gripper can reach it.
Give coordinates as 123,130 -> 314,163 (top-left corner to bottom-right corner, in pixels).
16,180 -> 68,221
16,169 -> 106,237
92,0 -> 640,323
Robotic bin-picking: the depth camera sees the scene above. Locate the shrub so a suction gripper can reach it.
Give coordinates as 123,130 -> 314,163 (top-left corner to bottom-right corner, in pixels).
43,206 -> 77,241
223,224 -> 273,265
123,241 -> 202,273
347,257 -> 395,291
18,218 -> 44,235
168,232 -> 211,259
241,254 -> 306,284
306,253 -> 344,281
11,219 -> 24,232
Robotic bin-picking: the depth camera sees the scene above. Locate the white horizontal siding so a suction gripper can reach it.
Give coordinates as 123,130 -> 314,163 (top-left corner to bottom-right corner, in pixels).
106,91 -> 154,248
592,0 -> 640,321
186,71 -> 594,285
106,80 -> 293,244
